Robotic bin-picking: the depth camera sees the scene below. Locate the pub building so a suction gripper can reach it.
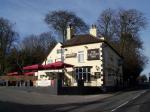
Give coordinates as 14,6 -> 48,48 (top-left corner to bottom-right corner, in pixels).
40,24 -> 123,89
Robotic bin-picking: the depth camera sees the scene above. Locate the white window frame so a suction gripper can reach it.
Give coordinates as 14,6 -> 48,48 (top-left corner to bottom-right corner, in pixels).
75,67 -> 91,82
78,51 -> 84,63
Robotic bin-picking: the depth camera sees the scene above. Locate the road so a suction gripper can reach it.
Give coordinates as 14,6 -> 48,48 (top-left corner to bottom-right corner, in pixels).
0,87 -> 149,112
114,89 -> 150,112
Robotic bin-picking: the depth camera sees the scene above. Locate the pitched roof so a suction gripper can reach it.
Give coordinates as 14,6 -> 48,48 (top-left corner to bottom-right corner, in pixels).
62,34 -> 103,47
62,34 -> 123,58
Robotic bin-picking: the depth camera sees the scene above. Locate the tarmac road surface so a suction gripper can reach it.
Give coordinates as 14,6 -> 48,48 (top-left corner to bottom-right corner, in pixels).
0,87 -> 148,112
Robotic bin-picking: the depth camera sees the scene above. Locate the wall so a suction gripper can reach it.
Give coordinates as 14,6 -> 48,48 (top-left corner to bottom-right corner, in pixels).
42,43 -> 62,65
58,86 -> 102,95
103,43 -> 123,87
35,43 -> 63,87
38,41 -> 123,88
63,43 -> 104,86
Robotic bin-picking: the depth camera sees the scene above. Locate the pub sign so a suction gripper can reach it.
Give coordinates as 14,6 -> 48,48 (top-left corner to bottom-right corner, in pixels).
87,49 -> 100,60
66,53 -> 77,58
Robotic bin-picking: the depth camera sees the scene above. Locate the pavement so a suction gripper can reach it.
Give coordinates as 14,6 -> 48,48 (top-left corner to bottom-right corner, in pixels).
0,87 -> 113,104
0,87 -> 149,112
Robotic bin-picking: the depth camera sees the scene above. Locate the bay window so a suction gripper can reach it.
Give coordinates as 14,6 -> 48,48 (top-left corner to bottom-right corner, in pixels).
75,67 -> 91,82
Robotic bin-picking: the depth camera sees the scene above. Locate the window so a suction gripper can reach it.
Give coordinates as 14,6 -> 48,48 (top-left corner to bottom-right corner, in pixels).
47,59 -> 53,64
40,75 -> 48,79
57,49 -> 64,54
75,67 -> 91,82
78,51 -> 84,62
57,49 -> 61,54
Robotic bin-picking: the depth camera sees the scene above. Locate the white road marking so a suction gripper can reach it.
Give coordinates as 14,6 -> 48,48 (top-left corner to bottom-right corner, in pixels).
111,90 -> 147,112
141,90 -> 146,94
111,101 -> 129,112
132,90 -> 146,100
132,94 -> 141,100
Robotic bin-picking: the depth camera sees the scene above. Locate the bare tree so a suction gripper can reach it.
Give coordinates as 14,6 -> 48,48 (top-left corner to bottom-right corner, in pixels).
6,47 -> 23,74
97,9 -> 148,86
20,32 -> 56,66
138,75 -> 148,83
0,17 -> 18,75
97,8 -> 116,41
117,9 -> 147,37
38,32 -> 56,54
45,10 -> 88,43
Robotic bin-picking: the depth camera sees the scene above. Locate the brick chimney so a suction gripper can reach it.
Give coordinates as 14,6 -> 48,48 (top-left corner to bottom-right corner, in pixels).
89,25 -> 97,37
67,24 -> 74,40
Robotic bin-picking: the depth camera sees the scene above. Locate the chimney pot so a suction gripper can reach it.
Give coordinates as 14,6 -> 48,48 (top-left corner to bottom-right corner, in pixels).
89,24 -> 97,37
66,24 -> 74,40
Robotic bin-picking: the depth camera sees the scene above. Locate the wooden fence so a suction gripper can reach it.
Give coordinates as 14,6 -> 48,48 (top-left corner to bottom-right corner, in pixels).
0,76 -> 37,81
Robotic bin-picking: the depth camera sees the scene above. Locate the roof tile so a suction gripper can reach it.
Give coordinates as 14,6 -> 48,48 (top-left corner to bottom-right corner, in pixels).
62,34 -> 103,47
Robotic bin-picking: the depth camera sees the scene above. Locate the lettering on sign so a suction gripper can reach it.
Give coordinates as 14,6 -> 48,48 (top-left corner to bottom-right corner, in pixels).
87,49 -> 100,60
66,53 -> 77,58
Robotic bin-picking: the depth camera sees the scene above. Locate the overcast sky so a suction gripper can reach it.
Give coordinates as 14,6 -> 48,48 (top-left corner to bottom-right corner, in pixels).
0,0 -> 150,75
